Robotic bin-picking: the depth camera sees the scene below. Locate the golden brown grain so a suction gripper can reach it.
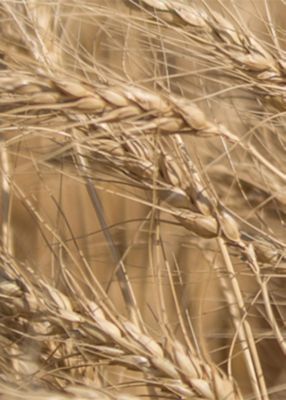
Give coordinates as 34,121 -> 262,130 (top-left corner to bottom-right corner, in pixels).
1,1 -> 286,399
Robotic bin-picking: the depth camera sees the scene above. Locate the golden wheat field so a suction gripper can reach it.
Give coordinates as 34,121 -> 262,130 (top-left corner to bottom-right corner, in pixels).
1,0 -> 286,399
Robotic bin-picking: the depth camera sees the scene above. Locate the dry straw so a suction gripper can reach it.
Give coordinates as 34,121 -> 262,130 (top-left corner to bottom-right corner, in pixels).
0,1 -> 286,399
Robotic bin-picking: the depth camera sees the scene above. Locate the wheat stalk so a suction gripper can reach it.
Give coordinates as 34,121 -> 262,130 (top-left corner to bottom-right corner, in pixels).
1,66 -> 285,258
133,0 -> 286,112
0,248 -> 242,400
1,48 -> 285,396
1,1 -> 286,399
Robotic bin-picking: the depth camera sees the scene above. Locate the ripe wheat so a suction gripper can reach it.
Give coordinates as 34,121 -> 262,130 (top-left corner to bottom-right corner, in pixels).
0,1 -> 286,399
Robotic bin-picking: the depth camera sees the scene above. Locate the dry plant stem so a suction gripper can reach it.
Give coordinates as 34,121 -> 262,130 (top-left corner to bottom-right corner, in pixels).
1,61 -> 285,368
0,143 -> 240,398
260,280 -> 286,355
138,0 -> 286,110
2,44 -> 286,343
0,67 -> 279,244
3,170 -> 120,320
72,132 -> 143,327
232,239 -> 286,356
0,383 -> 140,400
1,2 -> 55,70
246,247 -> 286,355
0,6 -> 285,396
0,141 -> 12,254
0,65 -> 285,186
0,250 -> 242,400
217,238 -> 269,400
